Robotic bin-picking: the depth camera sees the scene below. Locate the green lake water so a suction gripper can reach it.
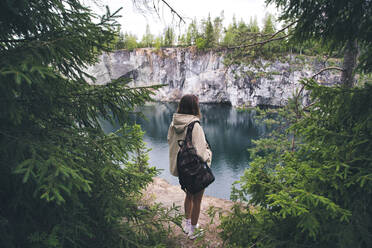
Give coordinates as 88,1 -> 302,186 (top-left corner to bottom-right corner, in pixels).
102,103 -> 267,200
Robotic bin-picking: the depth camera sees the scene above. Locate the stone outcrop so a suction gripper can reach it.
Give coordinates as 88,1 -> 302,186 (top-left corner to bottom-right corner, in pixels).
87,48 -> 341,107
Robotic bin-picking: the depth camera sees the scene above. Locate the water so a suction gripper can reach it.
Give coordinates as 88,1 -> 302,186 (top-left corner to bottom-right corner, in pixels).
102,103 -> 267,200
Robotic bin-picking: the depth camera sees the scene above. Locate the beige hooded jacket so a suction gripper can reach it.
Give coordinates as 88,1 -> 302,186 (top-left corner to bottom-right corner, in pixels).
167,113 -> 212,177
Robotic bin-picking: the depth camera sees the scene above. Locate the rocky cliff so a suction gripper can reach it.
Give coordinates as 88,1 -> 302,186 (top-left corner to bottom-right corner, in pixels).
87,48 -> 341,107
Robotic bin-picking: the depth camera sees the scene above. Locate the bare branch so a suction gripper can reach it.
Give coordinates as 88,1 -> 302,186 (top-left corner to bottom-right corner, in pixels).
311,66 -> 343,79
219,21 -> 297,51
267,21 -> 297,41
133,0 -> 184,24
303,101 -> 317,111
159,0 -> 185,23
222,34 -> 290,51
291,66 -> 344,118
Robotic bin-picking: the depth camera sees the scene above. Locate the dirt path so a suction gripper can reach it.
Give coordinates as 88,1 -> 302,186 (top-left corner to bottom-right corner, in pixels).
143,177 -> 234,247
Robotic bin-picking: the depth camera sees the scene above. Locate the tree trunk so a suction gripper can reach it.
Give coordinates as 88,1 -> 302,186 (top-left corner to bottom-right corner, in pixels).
341,39 -> 358,88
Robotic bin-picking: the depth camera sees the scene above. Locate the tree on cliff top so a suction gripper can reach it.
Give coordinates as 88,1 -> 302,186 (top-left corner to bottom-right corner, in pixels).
266,0 -> 372,87
0,0 -> 176,247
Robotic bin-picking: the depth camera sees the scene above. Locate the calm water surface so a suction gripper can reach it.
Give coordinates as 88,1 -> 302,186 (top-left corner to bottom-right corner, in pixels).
102,103 -> 267,200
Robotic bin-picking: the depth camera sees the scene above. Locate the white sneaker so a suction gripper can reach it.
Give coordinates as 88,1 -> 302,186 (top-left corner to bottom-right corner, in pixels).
182,220 -> 191,234
182,224 -> 191,234
188,224 -> 204,240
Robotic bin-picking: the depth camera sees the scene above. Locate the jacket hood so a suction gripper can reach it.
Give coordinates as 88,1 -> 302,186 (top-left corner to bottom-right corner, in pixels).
170,113 -> 199,134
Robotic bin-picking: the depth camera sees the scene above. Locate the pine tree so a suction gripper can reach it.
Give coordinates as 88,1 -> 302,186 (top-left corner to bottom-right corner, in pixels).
186,19 -> 198,46
178,34 -> 187,47
140,24 -> 154,48
248,17 -> 260,33
217,2 -> 372,247
220,81 -> 372,248
262,13 -> 275,35
221,15 -> 240,47
203,14 -> 215,48
0,1 -> 175,247
262,13 -> 278,53
154,35 -> 164,50
213,11 -> 224,44
115,31 -> 126,49
163,26 -> 175,47
123,32 -> 139,50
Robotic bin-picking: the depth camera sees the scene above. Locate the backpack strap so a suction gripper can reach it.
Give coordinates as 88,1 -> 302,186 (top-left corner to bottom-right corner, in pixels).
185,121 -> 212,149
185,120 -> 200,144
177,121 -> 200,148
206,137 -> 212,149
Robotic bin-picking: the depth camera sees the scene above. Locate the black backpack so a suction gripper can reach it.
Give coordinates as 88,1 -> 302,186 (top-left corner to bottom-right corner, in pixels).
176,121 -> 215,194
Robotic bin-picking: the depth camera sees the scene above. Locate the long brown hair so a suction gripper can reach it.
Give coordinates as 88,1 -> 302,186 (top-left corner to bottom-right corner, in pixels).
177,94 -> 201,118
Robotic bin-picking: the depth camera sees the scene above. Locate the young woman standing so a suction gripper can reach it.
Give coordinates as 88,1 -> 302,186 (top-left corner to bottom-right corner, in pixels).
167,94 -> 212,239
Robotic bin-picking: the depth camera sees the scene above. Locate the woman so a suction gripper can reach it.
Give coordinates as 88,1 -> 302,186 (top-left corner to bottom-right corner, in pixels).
167,94 -> 212,239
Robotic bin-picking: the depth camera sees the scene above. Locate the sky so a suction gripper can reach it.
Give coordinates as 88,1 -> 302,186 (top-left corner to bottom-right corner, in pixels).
89,0 -> 279,38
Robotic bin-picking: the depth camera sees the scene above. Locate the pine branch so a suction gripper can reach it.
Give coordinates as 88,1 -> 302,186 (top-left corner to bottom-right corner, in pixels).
0,38 -> 31,43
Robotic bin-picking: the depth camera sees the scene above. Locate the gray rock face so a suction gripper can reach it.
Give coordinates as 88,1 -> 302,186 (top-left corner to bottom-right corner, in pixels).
87,48 -> 341,107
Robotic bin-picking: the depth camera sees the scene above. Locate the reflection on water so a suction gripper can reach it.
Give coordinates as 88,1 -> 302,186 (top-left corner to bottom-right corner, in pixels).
102,102 -> 267,199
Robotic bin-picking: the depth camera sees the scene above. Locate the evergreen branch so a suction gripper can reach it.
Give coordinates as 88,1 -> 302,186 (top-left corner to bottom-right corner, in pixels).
0,38 -> 31,43
0,79 -> 161,103
1,32 -> 104,51
1,0 -> 175,246
128,84 -> 165,90
0,130 -> 19,140
0,30 -> 82,44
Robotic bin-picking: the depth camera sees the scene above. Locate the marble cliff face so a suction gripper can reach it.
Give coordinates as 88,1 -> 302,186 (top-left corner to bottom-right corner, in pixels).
87,48 -> 341,107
